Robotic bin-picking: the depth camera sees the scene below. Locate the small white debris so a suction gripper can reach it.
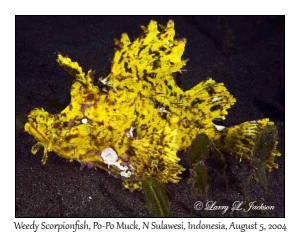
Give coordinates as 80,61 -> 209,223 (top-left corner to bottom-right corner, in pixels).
99,77 -> 114,87
88,196 -> 92,200
158,106 -> 169,114
250,120 -> 257,124
120,170 -> 132,178
213,123 -> 226,131
100,147 -> 128,171
129,126 -> 135,137
99,77 -> 114,93
99,77 -> 108,85
126,126 -> 135,138
81,118 -> 88,124
212,97 -> 221,102
102,87 -> 108,93
101,147 -> 118,164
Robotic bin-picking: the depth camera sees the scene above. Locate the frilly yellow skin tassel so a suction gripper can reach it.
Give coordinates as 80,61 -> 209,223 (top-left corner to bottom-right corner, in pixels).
24,20 -> 281,191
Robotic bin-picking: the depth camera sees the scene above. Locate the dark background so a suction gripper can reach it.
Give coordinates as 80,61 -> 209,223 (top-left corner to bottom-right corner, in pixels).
16,16 -> 284,217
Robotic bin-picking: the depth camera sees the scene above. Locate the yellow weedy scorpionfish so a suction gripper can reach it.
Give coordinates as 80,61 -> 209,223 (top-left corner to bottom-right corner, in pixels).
24,20 -> 281,191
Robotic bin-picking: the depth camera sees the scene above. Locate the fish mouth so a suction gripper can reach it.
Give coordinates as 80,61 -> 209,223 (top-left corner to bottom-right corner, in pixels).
24,121 -> 50,146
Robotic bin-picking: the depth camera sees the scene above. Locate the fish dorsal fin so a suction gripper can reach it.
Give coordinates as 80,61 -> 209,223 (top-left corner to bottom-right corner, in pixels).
111,20 -> 186,78
108,20 -> 186,103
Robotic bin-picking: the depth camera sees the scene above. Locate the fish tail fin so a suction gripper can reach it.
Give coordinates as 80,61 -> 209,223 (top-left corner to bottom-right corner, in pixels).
214,118 -> 281,171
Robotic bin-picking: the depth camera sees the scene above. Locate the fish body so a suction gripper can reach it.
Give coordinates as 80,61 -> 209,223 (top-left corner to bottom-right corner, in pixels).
25,20 -> 280,191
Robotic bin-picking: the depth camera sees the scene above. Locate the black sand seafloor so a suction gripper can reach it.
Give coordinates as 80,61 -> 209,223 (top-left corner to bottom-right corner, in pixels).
15,16 -> 284,217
